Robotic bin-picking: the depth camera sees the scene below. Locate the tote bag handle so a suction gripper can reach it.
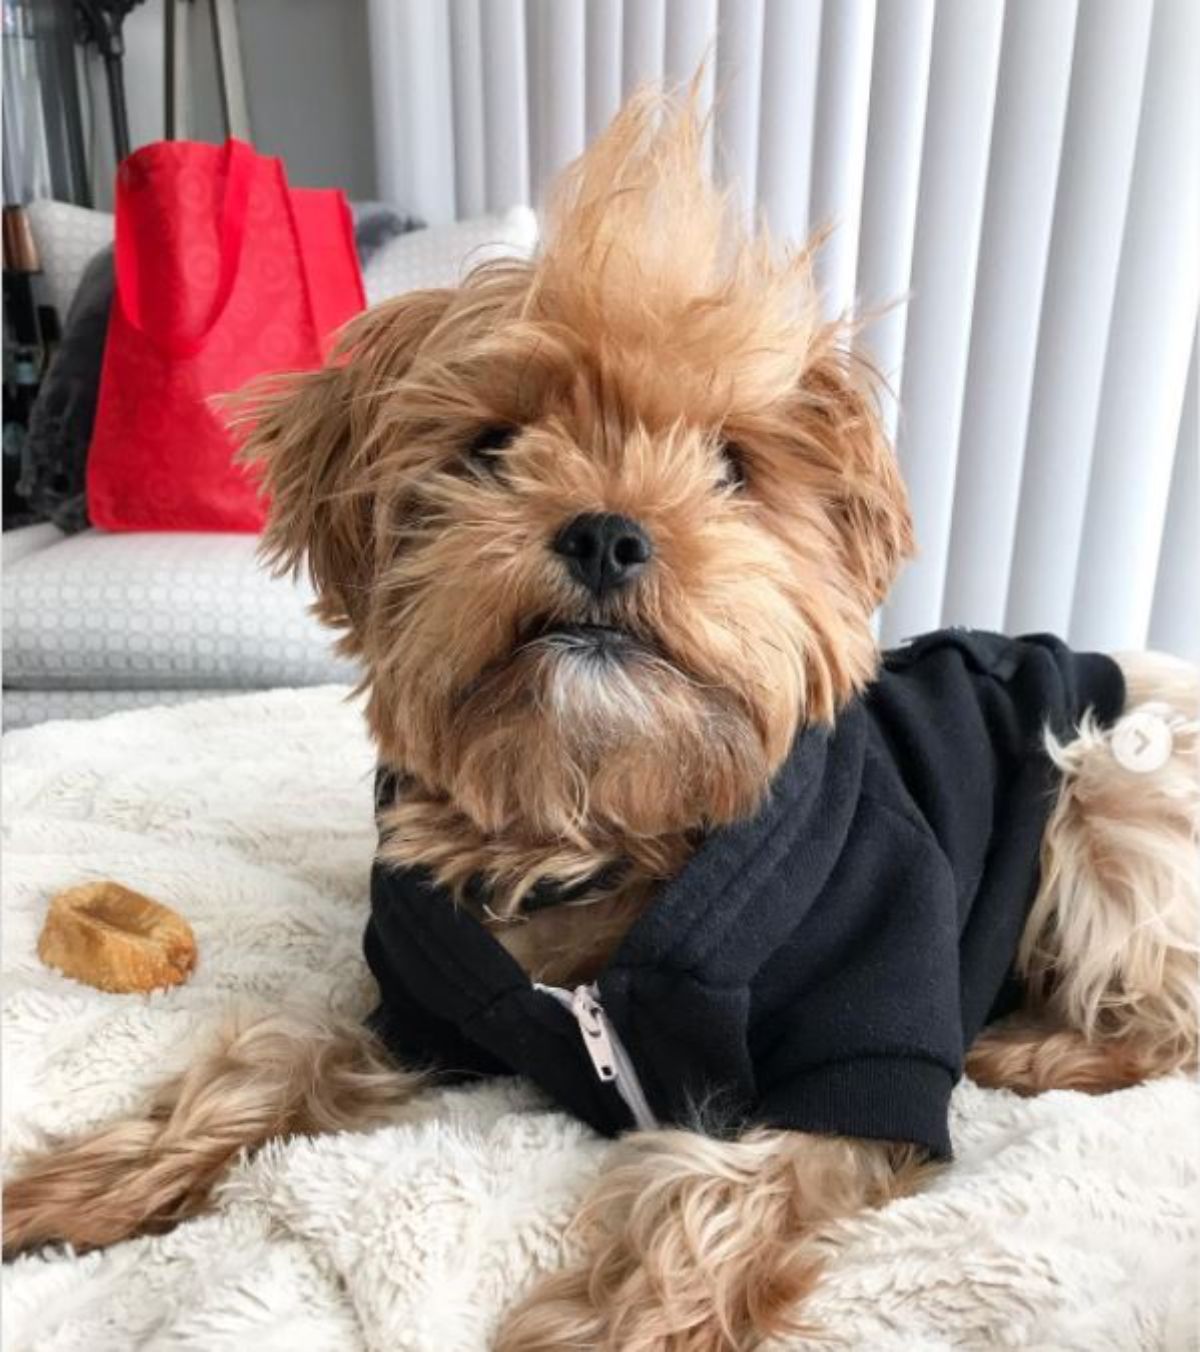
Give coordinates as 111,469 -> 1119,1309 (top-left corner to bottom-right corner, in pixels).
114,137 -> 256,360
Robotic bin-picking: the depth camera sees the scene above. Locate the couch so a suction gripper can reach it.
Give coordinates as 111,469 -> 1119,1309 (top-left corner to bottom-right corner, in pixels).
2,199 -> 537,730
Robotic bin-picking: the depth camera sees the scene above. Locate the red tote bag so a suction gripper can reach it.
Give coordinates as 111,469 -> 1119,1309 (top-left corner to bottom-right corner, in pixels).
87,138 -> 365,531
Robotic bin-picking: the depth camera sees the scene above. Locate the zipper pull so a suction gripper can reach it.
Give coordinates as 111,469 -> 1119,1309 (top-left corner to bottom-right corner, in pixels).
570,984 -> 617,1083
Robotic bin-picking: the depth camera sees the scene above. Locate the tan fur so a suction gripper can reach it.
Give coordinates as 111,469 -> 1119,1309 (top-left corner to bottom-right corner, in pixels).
495,1130 -> 932,1352
241,90 -> 912,853
376,776 -> 692,982
492,882 -> 662,985
966,1015 -> 1190,1094
969,651 -> 1199,1093
3,1010 -> 420,1257
5,89 -> 1198,1352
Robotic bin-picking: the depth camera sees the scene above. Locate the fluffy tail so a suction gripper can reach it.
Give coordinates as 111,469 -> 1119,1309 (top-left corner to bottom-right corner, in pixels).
3,1010 -> 421,1257
1020,652 -> 1199,1071
970,652 -> 1199,1096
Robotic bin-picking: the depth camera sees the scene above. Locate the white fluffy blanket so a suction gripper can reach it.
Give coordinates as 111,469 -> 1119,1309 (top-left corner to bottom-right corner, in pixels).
3,688 -> 1198,1351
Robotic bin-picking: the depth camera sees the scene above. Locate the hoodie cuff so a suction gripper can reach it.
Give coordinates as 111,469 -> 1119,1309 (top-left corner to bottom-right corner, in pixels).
755,1055 -> 956,1159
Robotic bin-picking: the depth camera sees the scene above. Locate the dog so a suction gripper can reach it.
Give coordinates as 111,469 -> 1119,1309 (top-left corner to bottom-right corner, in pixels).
5,93 -> 1198,1352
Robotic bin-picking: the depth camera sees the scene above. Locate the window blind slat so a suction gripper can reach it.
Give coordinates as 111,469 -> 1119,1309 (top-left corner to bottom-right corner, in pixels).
365,0 -> 1198,661
942,0 -> 1079,631
880,1 -> 1005,646
1069,0 -> 1200,651
1004,0 -> 1156,639
1148,333 -> 1199,663
714,0 -> 766,219
855,0 -> 935,437
664,0 -> 717,86
367,0 -> 456,223
449,0 -> 486,219
527,0 -> 586,203
480,0 -> 530,211
622,0 -> 666,95
808,0 -> 876,318
585,0 -> 623,142
757,0 -> 823,245
664,0 -> 717,171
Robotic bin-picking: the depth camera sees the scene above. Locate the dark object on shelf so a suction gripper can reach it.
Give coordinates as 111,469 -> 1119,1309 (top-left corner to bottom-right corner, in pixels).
73,0 -> 147,162
21,244 -> 112,531
3,203 -> 56,528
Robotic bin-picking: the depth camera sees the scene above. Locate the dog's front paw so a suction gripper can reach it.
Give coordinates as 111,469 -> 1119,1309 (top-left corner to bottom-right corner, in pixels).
494,1129 -> 846,1352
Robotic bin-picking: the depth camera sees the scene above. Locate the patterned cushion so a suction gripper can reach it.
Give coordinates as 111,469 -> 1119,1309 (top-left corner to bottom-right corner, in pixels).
2,531 -> 356,691
363,207 -> 538,305
1,522 -> 64,568
25,200 -> 114,326
7,207 -> 537,721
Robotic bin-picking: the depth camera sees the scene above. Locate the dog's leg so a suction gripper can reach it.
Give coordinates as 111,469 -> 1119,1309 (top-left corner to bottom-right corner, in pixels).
2,1010 -> 422,1256
969,652 -> 1199,1094
495,1128 -> 931,1352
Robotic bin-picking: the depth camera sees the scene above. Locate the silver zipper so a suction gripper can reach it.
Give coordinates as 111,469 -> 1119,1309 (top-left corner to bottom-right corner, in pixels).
535,981 -> 659,1131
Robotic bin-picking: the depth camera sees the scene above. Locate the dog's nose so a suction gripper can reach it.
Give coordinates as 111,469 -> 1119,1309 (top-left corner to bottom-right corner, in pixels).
552,512 -> 653,597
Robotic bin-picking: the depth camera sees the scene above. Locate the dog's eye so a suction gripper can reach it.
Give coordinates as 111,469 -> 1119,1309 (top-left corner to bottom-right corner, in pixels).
718,441 -> 748,491
466,424 -> 518,472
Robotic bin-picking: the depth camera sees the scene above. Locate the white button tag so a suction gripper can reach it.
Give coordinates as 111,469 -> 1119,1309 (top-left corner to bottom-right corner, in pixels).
1111,709 -> 1174,774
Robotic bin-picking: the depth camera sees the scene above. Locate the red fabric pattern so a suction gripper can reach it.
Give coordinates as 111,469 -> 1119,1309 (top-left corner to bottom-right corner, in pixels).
88,139 -> 365,532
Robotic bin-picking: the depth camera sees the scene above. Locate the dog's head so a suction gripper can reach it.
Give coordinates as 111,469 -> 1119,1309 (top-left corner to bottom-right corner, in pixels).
241,95 -> 912,842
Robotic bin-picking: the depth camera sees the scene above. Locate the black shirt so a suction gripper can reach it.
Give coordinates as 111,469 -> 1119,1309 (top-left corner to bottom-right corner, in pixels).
364,629 -> 1125,1157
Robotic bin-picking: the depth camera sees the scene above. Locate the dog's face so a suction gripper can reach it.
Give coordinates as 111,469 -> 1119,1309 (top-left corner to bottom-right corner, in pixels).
243,97 -> 912,842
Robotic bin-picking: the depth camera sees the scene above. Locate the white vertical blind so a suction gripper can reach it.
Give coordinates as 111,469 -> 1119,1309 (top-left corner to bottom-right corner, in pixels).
584,0 -> 623,141
1004,0 -> 1156,638
622,0 -> 665,95
807,0 -> 875,318
368,0 -> 1200,660
855,0 -> 934,436
367,0 -> 456,224
1069,0 -> 1200,652
449,0 -> 487,219
756,1 -> 822,243
480,0 -> 530,210
664,0 -> 718,93
1149,333 -> 1199,661
714,0 -> 765,219
665,0 -> 718,171
941,0 -> 1078,631
527,0 -> 586,195
880,2 -> 1005,645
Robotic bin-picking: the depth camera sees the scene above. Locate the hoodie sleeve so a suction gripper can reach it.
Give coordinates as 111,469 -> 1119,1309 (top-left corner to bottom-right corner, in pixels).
749,796 -> 964,1158
868,629 -> 1126,1042
869,629 -> 1125,897
748,632 -> 1126,1159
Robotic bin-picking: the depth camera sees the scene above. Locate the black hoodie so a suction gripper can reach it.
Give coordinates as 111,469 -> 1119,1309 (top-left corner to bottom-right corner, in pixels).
364,629 -> 1125,1158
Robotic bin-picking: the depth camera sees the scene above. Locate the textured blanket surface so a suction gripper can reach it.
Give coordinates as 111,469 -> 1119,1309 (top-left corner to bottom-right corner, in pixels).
3,687 -> 1197,1351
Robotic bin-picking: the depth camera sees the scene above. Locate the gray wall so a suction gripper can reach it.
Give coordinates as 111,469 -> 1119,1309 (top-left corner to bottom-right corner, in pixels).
87,0 -> 376,208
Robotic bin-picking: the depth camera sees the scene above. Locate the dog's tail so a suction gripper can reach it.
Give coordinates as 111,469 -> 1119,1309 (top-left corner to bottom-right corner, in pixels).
2,1010 -> 422,1257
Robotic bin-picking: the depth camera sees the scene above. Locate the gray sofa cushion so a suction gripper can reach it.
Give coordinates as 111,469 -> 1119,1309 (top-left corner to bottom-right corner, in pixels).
2,531 -> 356,690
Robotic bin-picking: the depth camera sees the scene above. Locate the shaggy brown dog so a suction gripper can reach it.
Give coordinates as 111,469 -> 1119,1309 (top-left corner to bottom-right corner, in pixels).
5,95 -> 1197,1351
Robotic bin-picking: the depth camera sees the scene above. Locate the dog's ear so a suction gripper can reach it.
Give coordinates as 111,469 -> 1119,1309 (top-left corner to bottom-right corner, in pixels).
797,342 -> 914,610
237,289 -> 452,644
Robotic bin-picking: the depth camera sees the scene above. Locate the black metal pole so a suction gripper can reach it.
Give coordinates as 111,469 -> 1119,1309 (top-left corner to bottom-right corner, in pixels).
103,48 -> 130,160
74,0 -> 138,164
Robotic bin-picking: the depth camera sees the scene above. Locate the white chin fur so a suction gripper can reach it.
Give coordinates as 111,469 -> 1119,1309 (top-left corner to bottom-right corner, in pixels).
547,647 -> 657,733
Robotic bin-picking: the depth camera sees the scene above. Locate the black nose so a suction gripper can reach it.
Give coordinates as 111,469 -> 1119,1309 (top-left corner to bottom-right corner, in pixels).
552,512 -> 653,597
